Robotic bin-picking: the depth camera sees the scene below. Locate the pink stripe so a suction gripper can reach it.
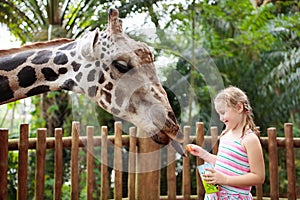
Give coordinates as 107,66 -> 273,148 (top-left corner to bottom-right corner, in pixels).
218,148 -> 248,163
215,166 -> 236,176
234,144 -> 246,152
221,141 -> 247,154
216,156 -> 250,172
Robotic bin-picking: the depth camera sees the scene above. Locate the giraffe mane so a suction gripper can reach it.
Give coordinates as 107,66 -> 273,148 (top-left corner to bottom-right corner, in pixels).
0,38 -> 74,57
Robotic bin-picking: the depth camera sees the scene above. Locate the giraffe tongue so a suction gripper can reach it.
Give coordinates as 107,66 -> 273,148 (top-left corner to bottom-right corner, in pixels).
170,140 -> 187,157
150,131 -> 186,157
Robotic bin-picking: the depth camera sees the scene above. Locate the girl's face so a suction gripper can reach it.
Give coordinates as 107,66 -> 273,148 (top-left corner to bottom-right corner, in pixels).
215,101 -> 244,131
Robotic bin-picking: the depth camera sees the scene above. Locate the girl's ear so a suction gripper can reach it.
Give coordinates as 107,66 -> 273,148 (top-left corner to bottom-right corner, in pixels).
236,102 -> 244,113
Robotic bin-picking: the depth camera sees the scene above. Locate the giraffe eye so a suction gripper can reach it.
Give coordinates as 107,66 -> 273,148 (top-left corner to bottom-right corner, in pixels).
112,60 -> 133,73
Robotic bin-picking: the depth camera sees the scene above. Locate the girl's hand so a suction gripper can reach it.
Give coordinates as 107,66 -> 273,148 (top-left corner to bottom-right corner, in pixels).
185,144 -> 217,163
202,168 -> 228,185
185,144 -> 202,157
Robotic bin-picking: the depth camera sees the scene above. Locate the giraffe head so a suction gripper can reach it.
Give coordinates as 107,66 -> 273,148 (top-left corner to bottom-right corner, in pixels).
75,8 -> 184,152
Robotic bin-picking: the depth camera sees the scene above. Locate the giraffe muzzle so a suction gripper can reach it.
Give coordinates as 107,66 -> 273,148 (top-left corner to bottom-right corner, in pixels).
149,104 -> 185,156
149,104 -> 183,139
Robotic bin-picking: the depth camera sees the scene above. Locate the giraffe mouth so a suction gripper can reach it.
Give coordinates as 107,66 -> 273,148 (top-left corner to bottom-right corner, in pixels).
147,104 -> 185,156
150,128 -> 186,157
159,119 -> 184,143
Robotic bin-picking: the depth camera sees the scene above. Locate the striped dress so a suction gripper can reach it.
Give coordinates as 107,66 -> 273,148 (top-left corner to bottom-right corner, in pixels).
205,132 -> 253,200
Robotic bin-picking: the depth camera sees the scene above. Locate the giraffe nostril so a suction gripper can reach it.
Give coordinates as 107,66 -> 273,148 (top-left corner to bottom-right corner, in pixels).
168,111 -> 177,124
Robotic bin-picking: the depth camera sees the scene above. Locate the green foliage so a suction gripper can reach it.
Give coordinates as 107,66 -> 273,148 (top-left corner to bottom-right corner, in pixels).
0,0 -> 115,43
44,175 -> 55,198
61,183 -> 71,200
261,48 -> 300,127
7,151 -> 18,199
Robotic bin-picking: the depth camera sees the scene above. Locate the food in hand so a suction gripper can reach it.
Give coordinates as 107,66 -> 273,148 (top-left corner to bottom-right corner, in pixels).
185,145 -> 192,152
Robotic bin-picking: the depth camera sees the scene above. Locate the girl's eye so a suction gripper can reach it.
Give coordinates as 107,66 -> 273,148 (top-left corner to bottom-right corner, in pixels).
112,60 -> 133,73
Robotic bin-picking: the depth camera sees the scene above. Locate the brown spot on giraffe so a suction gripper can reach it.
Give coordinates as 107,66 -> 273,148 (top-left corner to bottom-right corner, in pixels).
31,50 -> 52,64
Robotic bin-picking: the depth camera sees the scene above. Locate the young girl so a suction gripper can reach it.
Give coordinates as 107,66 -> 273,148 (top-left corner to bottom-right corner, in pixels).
187,86 -> 265,199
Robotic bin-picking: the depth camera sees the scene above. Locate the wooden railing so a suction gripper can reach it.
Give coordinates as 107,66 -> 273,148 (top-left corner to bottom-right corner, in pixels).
0,121 -> 299,199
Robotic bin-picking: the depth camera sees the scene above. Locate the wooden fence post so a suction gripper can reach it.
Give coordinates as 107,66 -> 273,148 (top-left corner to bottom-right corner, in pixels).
128,127 -> 137,200
195,122 -> 205,200
167,128 -> 180,200
18,123 -> 29,200
284,123 -> 296,200
211,127 -> 218,155
267,127 -> 279,200
35,128 -> 47,200
54,128 -> 63,200
254,128 -> 263,200
101,126 -> 109,200
182,126 -> 191,200
114,122 -> 123,200
167,141 -> 176,200
0,128 -> 8,199
136,129 -> 161,199
71,121 -> 80,200
86,126 -> 94,200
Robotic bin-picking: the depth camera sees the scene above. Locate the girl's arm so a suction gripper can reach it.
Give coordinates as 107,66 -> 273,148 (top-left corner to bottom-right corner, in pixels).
204,133 -> 265,186
186,144 -> 217,164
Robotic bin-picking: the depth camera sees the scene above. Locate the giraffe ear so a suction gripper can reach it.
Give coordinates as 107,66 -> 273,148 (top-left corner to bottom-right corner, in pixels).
80,28 -> 99,60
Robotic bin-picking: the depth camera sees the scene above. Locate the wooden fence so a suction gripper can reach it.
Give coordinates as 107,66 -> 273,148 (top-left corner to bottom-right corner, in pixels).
0,121 -> 299,199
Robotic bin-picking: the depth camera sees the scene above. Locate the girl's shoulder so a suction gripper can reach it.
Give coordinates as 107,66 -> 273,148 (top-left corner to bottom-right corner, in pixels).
242,130 -> 258,139
241,130 -> 261,146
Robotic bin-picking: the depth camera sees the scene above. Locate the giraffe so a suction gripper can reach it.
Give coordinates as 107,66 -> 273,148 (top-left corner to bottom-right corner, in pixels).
0,8 -> 185,155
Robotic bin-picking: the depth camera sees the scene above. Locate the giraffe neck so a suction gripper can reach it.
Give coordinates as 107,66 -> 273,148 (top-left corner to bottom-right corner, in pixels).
0,39 -> 87,104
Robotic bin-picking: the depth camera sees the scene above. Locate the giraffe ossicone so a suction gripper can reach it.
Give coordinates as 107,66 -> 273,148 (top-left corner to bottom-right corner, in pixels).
0,8 -> 185,156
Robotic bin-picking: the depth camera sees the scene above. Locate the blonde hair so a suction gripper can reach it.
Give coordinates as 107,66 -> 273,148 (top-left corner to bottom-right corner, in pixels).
214,86 -> 259,137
